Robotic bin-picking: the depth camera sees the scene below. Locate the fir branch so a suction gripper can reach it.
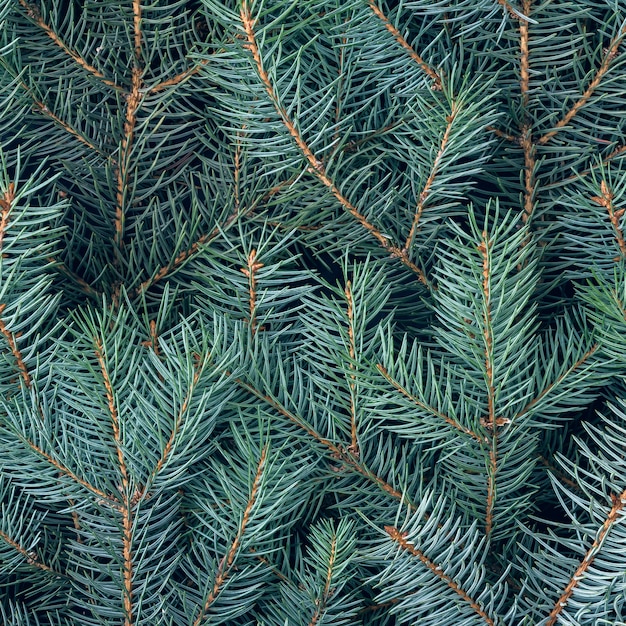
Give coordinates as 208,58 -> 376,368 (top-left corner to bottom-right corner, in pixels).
590,181 -> 626,259
21,436 -> 119,507
0,529 -> 63,577
376,364 -> 485,444
235,377 -> 415,509
384,525 -> 496,626
192,444 -> 268,626
515,343 -> 598,420
17,0 -> 123,91
240,249 -> 263,335
308,531 -> 337,626
114,66 -> 142,249
538,28 -> 626,146
367,1 -> 442,90
94,337 -> 133,626
0,306 -> 31,387
149,350 -> 205,482
486,125 -> 517,143
404,102 -> 458,251
0,183 -> 31,386
546,489 -> 626,626
344,280 -> 359,456
477,231 -> 497,539
519,0 -> 535,222
537,455 -> 580,492
48,257 -> 101,301
148,59 -> 210,93
131,207 -> 239,298
16,80 -> 103,155
140,320 -> 161,356
239,1 -> 428,285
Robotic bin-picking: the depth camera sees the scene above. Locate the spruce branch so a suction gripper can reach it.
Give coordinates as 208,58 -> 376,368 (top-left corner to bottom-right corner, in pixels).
537,26 -> 626,146
367,0 -> 442,90
17,0 -> 123,92
239,0 -> 429,284
384,525 -> 496,626
192,445 -> 268,626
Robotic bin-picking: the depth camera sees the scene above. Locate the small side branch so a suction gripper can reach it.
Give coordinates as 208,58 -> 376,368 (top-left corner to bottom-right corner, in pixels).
515,344 -> 598,419
344,281 -> 359,456
308,533 -> 337,626
235,377 -> 415,510
404,103 -> 457,251
538,31 -> 625,146
367,1 -> 441,90
384,525 -> 495,625
192,446 -> 268,626
149,353 -> 205,482
591,182 -> 626,259
477,233 -> 497,539
241,249 -> 263,335
546,490 -> 626,626
18,0 -> 123,91
0,529 -> 64,577
94,338 -> 133,626
239,1 -> 428,285
376,364 -> 485,443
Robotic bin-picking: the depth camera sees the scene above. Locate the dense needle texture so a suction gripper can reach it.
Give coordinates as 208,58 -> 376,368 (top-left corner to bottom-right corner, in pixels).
1,1 -> 626,624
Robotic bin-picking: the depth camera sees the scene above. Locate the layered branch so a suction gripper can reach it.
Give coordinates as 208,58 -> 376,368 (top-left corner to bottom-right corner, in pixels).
546,489 -> 626,626
384,525 -> 496,626
239,1 -> 428,285
192,445 -> 268,626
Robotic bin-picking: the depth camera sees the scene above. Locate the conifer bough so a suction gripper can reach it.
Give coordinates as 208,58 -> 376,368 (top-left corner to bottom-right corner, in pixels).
1,0 -> 626,624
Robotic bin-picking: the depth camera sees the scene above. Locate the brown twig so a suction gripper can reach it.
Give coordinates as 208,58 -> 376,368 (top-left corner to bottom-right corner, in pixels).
477,233 -> 497,539
308,532 -> 337,626
18,0 -> 123,91
0,529 -> 64,577
385,525 -> 496,625
193,446 -> 268,626
376,364 -> 485,444
591,181 -> 626,259
344,281 -> 359,456
239,1 -> 429,286
538,30 -> 626,146
367,1 -> 441,90
546,490 -> 626,625
404,102 -> 457,251
94,338 -> 133,626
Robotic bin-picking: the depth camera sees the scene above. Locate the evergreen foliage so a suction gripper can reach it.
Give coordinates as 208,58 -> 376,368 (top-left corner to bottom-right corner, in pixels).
1,0 -> 626,624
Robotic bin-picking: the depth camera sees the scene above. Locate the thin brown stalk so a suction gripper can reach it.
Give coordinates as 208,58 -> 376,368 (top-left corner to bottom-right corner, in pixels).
18,0 -> 123,91
308,533 -> 337,626
591,181 -> 626,259
546,490 -> 626,626
0,529 -> 63,577
385,525 -> 495,625
0,307 -> 31,387
234,377 -> 415,509
149,60 -> 210,93
377,364 -> 485,443
193,446 -> 268,626
241,249 -> 263,335
538,31 -> 626,146
487,125 -> 517,142
515,344 -> 598,419
367,1 -> 441,90
344,281 -> 359,456
477,233 -> 497,539
94,338 -> 133,626
239,1 -> 428,285
404,103 -> 457,251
